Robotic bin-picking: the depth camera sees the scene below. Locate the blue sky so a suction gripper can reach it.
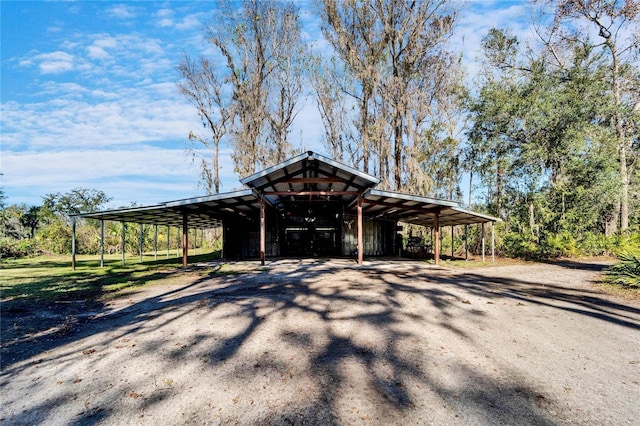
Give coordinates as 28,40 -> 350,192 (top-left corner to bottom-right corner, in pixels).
1,1 -> 533,208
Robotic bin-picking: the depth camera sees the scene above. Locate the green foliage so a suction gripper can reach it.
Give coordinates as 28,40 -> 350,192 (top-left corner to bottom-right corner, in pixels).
481,218 -> 639,260
0,238 -> 40,259
501,231 -> 539,259
37,218 -> 72,254
42,188 -> 111,222
466,24 -> 636,244
543,231 -> 581,258
604,250 -> 640,288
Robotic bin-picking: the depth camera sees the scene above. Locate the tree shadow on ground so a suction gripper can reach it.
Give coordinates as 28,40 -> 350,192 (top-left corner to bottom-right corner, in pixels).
1,259 -> 636,424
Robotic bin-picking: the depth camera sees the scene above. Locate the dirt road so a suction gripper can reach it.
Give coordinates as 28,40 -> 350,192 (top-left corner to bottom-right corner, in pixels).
1,259 -> 638,425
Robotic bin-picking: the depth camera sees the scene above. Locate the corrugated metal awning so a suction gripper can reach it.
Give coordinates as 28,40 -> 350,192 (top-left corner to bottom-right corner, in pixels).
77,189 -> 259,228
358,189 -> 499,227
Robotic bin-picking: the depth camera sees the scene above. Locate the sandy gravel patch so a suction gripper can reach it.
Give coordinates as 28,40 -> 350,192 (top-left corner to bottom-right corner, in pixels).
1,259 -> 639,425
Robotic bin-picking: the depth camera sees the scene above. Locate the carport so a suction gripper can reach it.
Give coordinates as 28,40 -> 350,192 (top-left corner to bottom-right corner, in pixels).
73,151 -> 499,269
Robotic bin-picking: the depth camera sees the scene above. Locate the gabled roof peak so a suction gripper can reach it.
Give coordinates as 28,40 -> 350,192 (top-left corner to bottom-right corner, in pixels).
240,151 -> 379,195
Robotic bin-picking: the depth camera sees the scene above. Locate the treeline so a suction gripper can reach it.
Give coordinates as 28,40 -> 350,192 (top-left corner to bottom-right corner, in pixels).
0,188 -> 221,259
179,0 -> 638,255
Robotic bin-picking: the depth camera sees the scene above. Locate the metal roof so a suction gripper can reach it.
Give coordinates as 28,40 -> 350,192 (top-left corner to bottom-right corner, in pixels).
357,189 -> 499,227
240,151 -> 379,206
78,189 -> 259,228
75,153 -> 499,228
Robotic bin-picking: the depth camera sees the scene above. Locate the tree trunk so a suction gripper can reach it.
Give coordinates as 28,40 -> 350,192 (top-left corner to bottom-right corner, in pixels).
214,136 -> 220,194
361,93 -> 370,174
608,40 -> 628,231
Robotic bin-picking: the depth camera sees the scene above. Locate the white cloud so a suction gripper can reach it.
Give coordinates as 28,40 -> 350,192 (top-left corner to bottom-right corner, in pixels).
157,8 -> 174,18
106,4 -> 139,19
87,45 -> 110,60
157,7 -> 175,27
175,14 -> 202,30
158,18 -> 174,27
15,33 -> 173,82
87,36 -> 119,60
0,83 -> 198,152
1,147 -> 240,207
34,51 -> 75,74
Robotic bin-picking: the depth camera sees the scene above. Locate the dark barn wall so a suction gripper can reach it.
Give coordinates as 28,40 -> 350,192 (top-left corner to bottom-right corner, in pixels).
342,214 -> 396,256
223,209 -> 280,259
278,201 -> 343,257
223,207 -> 396,259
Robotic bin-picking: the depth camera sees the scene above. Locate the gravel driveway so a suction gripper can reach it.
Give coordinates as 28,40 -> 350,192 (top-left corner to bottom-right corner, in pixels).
1,259 -> 638,425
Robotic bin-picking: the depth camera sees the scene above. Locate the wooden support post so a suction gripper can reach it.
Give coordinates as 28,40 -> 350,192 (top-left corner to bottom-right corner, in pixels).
71,217 -> 76,271
154,224 -> 158,261
121,222 -> 126,266
464,224 -> 468,260
481,222 -> 486,263
182,213 -> 188,267
100,220 -> 104,267
430,228 -> 433,255
491,222 -> 495,263
139,223 -> 143,263
201,229 -> 204,255
434,211 -> 440,265
357,195 -> 363,265
166,226 -> 170,258
451,225 -> 455,260
260,196 -> 266,266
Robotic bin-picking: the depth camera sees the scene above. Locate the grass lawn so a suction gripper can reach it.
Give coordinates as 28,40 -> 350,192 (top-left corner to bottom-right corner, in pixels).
1,251 -> 223,307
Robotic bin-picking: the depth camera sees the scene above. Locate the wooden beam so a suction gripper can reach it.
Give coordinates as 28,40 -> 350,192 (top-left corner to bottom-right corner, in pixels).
451,225 -> 455,260
357,195 -> 364,265
465,224 -> 468,260
166,226 -> 170,258
481,222 -> 486,263
182,213 -> 188,267
362,198 -> 443,217
491,222 -> 495,263
260,196 -> 265,266
100,220 -> 104,268
139,223 -> 143,263
265,191 -> 359,196
71,217 -> 76,271
277,177 -> 344,184
121,222 -> 126,266
434,212 -> 440,265
154,224 -> 158,260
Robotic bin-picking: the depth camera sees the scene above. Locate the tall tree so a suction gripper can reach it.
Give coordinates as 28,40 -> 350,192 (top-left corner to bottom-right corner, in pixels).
178,56 -> 231,194
318,0 -> 386,175
537,0 -> 639,232
203,0 -> 307,177
317,0 -> 461,192
264,5 -> 307,163
467,27 -> 624,235
310,56 -> 354,162
374,0 -> 457,190
42,188 -> 111,222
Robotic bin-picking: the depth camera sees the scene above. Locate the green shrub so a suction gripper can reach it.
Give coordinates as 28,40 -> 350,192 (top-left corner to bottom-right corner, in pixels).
604,250 -> 640,288
0,237 -> 40,259
578,232 -> 609,256
37,220 -> 72,254
502,232 -> 540,259
543,231 -> 580,258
